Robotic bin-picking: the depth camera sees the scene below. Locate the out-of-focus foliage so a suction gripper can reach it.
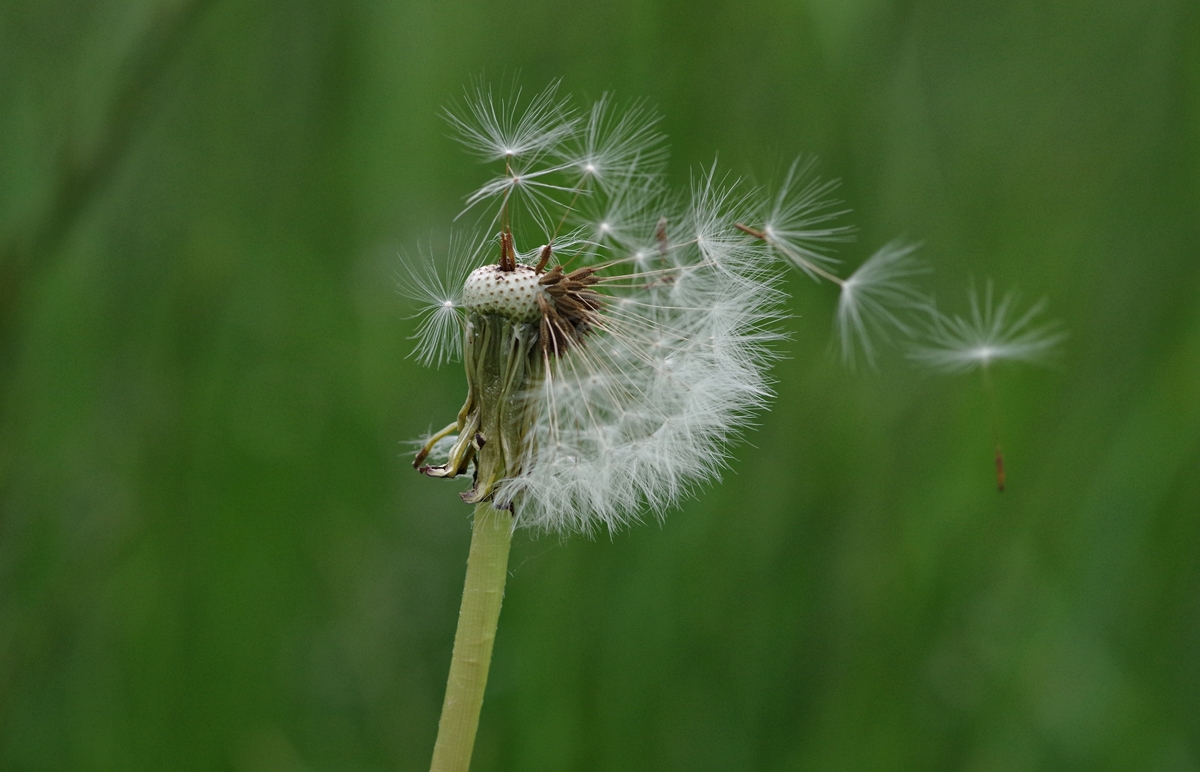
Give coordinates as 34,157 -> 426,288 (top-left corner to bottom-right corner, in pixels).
1,1 -> 1197,770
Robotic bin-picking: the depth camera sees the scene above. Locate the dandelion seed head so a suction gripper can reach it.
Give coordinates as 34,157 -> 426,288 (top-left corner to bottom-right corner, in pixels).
412,84 -> 788,534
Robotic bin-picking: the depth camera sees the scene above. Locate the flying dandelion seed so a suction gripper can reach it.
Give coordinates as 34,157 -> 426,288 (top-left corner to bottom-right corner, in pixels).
733,161 -> 928,368
834,241 -> 930,368
909,280 -> 1066,490
908,280 -> 1066,374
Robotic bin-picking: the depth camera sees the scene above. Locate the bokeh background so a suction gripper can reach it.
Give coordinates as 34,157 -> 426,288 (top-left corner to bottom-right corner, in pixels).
2,1 -> 1198,770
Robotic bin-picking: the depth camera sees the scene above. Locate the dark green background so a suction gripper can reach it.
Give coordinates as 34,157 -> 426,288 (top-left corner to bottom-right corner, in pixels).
2,1 -> 1198,770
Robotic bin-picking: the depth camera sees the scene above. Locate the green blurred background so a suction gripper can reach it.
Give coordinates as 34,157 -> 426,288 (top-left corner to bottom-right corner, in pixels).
2,1 -> 1198,770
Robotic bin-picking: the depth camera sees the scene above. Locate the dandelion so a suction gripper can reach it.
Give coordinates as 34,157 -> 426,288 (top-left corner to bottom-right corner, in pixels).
412,125 -> 779,534
405,83 -> 786,772
909,280 -> 1066,490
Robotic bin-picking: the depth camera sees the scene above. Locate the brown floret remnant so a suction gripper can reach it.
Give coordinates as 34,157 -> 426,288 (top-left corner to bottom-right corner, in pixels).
537,264 -> 603,357
498,230 -> 517,272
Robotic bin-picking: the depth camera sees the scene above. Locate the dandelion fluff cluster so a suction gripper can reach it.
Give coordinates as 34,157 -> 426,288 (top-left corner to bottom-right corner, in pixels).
406,83 -> 788,534
498,227 -> 784,533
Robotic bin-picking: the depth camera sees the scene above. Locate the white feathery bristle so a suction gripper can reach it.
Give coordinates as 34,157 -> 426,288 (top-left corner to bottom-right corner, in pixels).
761,156 -> 854,280
574,170 -> 665,257
398,233 -> 481,367
836,241 -> 930,369
444,80 -> 576,163
559,94 -> 667,192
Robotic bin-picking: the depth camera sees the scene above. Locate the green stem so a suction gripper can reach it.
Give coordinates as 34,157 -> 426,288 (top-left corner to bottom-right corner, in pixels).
429,502 -> 514,772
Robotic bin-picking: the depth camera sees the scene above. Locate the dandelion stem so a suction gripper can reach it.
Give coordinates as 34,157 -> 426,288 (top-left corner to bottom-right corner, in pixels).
429,501 -> 514,772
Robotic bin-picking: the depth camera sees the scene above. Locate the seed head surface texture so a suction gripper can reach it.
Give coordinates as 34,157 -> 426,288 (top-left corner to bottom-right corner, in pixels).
461,264 -> 541,322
